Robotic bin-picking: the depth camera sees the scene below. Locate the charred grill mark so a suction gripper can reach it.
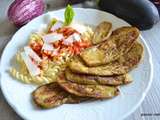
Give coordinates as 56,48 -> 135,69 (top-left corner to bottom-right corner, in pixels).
57,75 -> 120,98
80,27 -> 139,67
32,82 -> 90,108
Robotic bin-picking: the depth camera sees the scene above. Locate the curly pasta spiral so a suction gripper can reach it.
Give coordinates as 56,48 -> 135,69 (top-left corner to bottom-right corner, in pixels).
16,52 -> 23,63
29,33 -> 43,44
81,27 -> 94,43
10,68 -> 55,85
43,64 -> 61,82
9,68 -> 32,84
31,76 -> 52,85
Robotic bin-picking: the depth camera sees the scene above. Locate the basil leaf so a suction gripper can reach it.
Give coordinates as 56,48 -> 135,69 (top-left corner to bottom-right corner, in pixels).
64,4 -> 75,26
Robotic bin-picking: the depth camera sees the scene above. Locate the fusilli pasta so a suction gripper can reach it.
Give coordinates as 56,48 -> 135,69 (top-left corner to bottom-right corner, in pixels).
81,26 -> 94,43
10,68 -> 56,85
29,33 -> 43,44
9,25 -> 93,85
9,68 -> 32,84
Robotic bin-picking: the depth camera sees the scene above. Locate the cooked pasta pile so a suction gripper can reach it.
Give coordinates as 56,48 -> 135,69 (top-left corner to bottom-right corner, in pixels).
9,19 -> 94,85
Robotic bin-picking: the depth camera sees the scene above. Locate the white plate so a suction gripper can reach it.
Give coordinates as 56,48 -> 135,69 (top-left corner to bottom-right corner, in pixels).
0,8 -> 153,120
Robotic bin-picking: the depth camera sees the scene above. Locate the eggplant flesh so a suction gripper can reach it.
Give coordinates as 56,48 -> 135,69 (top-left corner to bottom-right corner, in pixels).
98,0 -> 159,30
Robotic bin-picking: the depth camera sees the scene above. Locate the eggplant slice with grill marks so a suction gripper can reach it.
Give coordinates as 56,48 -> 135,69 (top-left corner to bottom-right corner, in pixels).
32,83 -> 90,109
57,74 -> 120,99
69,42 -> 143,76
65,69 -> 132,85
92,21 -> 112,45
80,27 -> 139,67
32,24 -> 144,109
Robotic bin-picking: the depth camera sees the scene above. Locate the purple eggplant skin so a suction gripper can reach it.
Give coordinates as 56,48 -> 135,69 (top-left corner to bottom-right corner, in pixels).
149,0 -> 160,14
98,0 -> 160,30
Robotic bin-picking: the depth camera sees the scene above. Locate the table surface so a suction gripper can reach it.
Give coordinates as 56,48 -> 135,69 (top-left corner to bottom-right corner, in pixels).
0,0 -> 160,120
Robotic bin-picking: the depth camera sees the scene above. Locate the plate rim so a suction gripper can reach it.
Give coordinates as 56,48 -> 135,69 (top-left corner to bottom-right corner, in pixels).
0,8 -> 154,120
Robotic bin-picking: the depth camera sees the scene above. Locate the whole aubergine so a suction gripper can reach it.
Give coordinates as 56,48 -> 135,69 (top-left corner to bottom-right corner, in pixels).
98,0 -> 160,30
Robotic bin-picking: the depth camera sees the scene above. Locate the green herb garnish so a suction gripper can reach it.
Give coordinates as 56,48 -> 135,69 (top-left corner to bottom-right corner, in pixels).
64,4 -> 75,26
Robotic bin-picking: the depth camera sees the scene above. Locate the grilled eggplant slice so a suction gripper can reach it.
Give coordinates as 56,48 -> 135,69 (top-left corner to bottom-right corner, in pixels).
32,83 -> 89,108
92,21 -> 112,45
65,69 -> 132,85
80,27 -> 139,67
57,74 -> 120,98
69,42 -> 143,76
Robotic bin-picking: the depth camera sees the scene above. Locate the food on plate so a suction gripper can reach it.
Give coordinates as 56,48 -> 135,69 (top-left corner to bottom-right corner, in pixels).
69,42 -> 143,76
32,82 -> 90,108
80,27 -> 139,67
9,5 -> 144,109
92,21 -> 112,44
57,74 -> 119,98
9,5 -> 93,85
65,69 -> 132,85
